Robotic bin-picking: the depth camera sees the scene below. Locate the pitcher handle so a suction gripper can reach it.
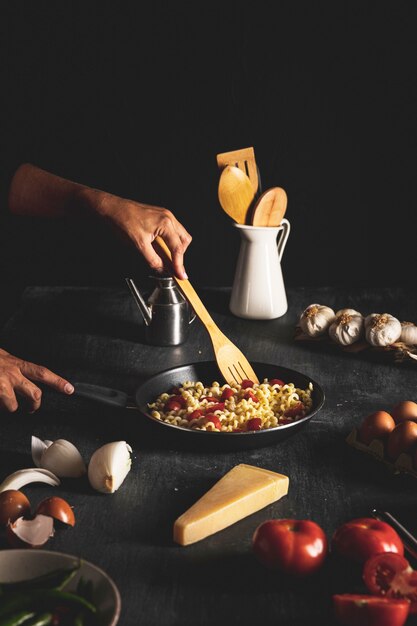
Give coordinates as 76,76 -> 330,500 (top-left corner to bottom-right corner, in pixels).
277,218 -> 291,261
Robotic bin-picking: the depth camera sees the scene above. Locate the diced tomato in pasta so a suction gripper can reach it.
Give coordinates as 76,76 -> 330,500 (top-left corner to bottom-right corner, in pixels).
241,380 -> 255,389
221,388 -> 235,400
269,379 -> 285,387
204,414 -> 221,429
284,402 -> 305,417
187,409 -> 203,421
247,418 -> 262,431
244,390 -> 259,403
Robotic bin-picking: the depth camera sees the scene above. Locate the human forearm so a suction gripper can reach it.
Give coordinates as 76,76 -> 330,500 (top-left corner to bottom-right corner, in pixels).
7,163 -> 192,279
8,163 -> 96,217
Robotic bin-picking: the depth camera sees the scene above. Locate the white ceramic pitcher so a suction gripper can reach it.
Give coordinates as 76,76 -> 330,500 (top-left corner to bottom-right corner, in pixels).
230,219 -> 291,319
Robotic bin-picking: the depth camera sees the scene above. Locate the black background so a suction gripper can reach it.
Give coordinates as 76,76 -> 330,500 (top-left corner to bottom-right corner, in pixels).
1,1 -> 416,294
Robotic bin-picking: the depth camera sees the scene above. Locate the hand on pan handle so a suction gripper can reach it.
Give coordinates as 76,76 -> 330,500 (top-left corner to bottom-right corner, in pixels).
0,348 -> 74,413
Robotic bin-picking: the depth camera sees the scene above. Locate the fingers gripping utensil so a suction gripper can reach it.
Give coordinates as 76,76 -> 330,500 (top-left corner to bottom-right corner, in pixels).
155,236 -> 259,386
250,187 -> 288,227
218,165 -> 255,225
217,147 -> 259,196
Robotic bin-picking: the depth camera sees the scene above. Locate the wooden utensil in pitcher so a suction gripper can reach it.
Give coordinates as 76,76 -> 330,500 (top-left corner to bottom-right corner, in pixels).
217,147 -> 259,196
218,165 -> 255,224
154,237 -> 259,386
250,187 -> 288,227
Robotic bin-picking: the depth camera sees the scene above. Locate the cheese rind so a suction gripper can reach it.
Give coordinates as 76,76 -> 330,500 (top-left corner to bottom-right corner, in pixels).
173,464 -> 289,546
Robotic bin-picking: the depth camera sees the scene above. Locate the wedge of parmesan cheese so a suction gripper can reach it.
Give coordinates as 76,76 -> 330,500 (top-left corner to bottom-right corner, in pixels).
173,464 -> 289,546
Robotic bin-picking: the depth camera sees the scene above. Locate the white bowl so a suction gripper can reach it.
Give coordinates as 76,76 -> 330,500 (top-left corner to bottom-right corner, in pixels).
0,549 -> 121,626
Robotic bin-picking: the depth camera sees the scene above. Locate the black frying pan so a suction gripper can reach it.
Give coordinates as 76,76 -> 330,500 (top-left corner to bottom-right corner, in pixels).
74,361 -> 325,451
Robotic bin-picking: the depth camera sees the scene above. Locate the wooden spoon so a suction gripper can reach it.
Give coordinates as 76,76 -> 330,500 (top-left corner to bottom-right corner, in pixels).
218,165 -> 255,224
154,236 -> 259,386
216,147 -> 259,195
250,187 -> 287,227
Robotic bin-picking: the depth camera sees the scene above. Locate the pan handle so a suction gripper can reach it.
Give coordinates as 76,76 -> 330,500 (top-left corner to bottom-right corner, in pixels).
73,382 -> 128,408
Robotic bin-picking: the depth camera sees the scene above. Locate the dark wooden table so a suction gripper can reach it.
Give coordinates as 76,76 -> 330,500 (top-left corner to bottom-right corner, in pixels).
1,285 -> 417,626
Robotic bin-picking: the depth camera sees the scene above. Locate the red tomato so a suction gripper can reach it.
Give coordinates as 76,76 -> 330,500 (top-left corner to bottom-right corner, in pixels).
363,553 -> 417,613
204,414 -> 221,429
252,519 -> 327,576
165,399 -> 182,411
241,380 -> 254,389
284,402 -> 305,417
333,594 -> 409,626
187,409 -> 203,421
269,378 -> 285,387
200,396 -> 218,402
166,395 -> 186,411
209,402 -> 225,412
246,418 -> 262,431
331,518 -> 404,563
244,390 -> 259,403
221,388 -> 235,400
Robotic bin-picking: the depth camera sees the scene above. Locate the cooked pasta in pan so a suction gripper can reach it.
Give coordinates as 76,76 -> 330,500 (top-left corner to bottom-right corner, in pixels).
148,377 -> 313,432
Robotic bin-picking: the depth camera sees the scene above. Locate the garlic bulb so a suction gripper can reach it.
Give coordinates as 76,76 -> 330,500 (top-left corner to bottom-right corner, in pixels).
88,441 -> 132,494
299,304 -> 335,337
365,313 -> 402,347
400,322 -> 417,345
329,309 -> 364,346
39,439 -> 87,478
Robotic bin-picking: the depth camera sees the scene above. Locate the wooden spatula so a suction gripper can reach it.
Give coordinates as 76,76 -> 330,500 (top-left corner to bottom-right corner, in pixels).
217,147 -> 259,195
154,237 -> 259,386
250,187 -> 288,227
218,165 -> 255,224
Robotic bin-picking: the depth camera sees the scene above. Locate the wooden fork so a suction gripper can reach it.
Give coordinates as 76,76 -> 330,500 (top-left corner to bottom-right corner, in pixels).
216,147 -> 259,196
155,237 -> 259,386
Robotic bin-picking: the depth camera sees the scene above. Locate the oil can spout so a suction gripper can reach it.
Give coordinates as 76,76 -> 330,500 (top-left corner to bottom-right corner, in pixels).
125,277 -> 152,326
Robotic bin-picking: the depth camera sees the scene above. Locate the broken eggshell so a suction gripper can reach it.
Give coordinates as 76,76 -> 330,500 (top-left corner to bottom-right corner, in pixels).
36,496 -> 75,527
7,514 -> 54,548
0,490 -> 31,527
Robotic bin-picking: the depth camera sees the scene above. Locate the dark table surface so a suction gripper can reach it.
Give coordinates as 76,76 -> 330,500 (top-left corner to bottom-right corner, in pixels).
1,285 -> 417,626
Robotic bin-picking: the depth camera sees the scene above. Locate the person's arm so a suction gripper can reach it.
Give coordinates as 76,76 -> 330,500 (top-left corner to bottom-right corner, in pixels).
8,163 -> 192,279
2,163 -> 192,413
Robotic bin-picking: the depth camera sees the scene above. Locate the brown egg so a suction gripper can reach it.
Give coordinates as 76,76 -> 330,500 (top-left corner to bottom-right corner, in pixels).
392,401 -> 417,423
387,420 -> 417,460
358,411 -> 395,445
35,496 -> 75,527
0,490 -> 31,527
